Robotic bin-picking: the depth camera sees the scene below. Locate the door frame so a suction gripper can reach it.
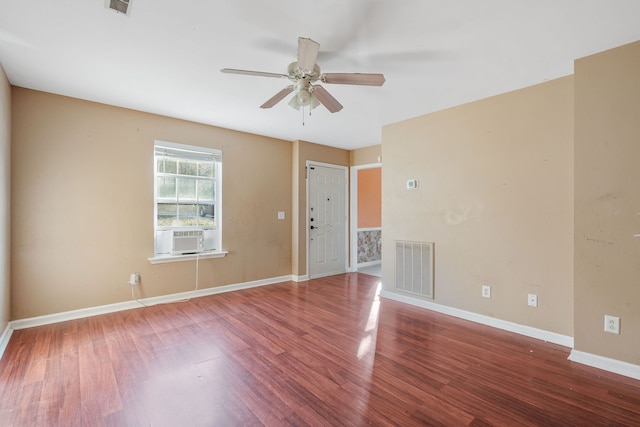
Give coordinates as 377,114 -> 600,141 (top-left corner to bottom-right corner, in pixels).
349,162 -> 382,272
306,161 -> 349,279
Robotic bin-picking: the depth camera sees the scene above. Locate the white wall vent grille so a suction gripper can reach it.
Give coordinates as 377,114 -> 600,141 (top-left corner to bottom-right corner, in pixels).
106,0 -> 130,15
395,241 -> 434,299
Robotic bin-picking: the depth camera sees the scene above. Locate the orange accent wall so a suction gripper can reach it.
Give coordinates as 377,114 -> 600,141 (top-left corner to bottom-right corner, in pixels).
357,167 -> 381,228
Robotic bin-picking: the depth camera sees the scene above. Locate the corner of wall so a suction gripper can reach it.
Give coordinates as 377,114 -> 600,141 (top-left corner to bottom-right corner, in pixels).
291,140 -> 301,276
0,63 -> 11,334
573,40 -> 640,366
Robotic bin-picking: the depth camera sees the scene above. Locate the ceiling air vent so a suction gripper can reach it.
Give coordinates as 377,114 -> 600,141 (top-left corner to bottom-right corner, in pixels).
106,0 -> 131,15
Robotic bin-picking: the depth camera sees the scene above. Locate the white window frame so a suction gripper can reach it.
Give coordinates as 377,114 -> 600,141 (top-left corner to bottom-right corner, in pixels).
149,140 -> 226,263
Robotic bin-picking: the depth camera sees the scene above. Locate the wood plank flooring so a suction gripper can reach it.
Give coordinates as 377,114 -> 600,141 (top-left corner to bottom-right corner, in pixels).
1,273 -> 640,426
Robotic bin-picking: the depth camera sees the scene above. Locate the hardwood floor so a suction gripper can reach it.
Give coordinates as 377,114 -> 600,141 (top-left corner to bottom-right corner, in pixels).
1,273 -> 640,426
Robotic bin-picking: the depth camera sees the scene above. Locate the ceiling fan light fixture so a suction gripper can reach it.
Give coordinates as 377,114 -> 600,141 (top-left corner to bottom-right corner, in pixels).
288,89 -> 319,111
288,83 -> 320,111
288,95 -> 301,111
297,89 -> 312,107
310,95 -> 320,110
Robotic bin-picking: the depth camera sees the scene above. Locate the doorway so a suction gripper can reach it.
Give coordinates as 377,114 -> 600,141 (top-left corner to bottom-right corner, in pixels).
307,162 -> 348,279
350,163 -> 382,277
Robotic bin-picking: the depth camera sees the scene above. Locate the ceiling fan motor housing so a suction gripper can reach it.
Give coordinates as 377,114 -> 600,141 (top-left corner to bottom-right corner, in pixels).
288,62 -> 321,81
287,62 -> 321,107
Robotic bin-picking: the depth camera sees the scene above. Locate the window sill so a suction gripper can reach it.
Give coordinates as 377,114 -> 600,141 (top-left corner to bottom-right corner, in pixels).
148,250 -> 228,264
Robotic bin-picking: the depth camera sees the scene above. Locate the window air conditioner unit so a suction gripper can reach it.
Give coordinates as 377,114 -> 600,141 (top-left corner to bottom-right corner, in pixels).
172,230 -> 204,255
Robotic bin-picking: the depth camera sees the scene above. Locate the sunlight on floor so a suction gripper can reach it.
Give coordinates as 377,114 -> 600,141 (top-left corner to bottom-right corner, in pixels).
357,281 -> 382,360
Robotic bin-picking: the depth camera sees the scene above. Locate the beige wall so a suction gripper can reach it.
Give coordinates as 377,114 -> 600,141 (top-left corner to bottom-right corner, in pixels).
291,140 -> 349,277
350,145 -> 381,166
382,76 -> 575,336
574,41 -> 640,364
11,88 -> 292,319
0,65 -> 10,333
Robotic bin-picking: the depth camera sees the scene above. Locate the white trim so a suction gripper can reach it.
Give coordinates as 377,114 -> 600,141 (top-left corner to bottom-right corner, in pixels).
148,250 -> 228,264
306,161 -> 349,279
356,227 -> 382,232
155,140 -> 222,157
350,163 -> 382,273
357,260 -> 381,268
380,290 -> 574,348
8,275 -> 292,332
568,350 -> 640,381
0,323 -> 13,359
308,271 -> 346,280
292,275 -> 309,282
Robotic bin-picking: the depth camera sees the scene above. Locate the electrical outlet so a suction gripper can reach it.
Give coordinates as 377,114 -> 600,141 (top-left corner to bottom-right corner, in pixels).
482,285 -> 491,298
604,315 -> 620,334
527,294 -> 537,307
128,273 -> 140,286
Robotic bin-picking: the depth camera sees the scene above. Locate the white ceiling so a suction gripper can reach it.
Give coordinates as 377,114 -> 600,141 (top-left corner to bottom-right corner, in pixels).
1,1 -> 640,150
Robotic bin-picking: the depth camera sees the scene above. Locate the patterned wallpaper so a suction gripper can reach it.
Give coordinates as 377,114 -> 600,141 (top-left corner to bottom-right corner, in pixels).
357,229 -> 382,263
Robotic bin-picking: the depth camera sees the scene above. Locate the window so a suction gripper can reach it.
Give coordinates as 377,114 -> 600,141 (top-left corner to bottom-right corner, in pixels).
153,141 -> 222,257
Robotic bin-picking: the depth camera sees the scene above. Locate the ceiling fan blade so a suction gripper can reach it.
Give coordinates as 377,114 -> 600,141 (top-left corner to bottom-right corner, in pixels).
321,73 -> 386,86
297,37 -> 320,73
260,86 -> 294,109
221,68 -> 288,79
311,85 -> 343,113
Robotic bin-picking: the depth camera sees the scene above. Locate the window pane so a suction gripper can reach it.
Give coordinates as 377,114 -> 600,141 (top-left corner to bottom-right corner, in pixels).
197,203 -> 214,218
198,179 -> 214,201
157,203 -> 177,226
177,178 -> 196,200
172,204 -> 196,227
181,203 -> 197,220
157,177 -> 176,198
157,157 -> 177,174
178,159 -> 198,176
198,162 -> 214,178
199,215 -> 215,227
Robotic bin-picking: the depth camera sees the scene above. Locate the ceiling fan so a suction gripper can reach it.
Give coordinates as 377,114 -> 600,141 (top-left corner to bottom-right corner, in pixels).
221,37 -> 385,113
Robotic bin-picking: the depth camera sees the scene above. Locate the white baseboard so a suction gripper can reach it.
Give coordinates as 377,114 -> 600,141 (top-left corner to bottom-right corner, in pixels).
357,260 -> 381,268
569,350 -> 640,381
292,274 -> 309,282
8,275 -> 293,332
380,290 -> 574,348
0,323 -> 12,359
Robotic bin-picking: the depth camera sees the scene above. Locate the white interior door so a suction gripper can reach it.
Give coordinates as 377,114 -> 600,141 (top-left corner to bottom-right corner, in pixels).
308,163 -> 347,278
